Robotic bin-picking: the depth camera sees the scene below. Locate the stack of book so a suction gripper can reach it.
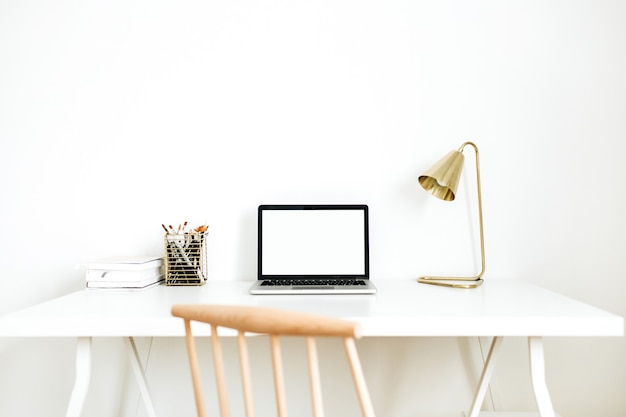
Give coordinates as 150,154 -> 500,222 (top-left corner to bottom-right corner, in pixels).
86,256 -> 164,289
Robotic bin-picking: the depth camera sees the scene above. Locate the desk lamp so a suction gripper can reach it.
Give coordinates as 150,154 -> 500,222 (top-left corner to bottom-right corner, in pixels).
417,141 -> 485,288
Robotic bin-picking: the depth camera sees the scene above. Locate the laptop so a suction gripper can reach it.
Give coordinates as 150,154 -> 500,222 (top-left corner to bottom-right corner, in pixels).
249,204 -> 377,294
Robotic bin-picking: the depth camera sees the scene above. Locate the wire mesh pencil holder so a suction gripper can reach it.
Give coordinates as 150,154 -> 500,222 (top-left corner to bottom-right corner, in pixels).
164,231 -> 208,286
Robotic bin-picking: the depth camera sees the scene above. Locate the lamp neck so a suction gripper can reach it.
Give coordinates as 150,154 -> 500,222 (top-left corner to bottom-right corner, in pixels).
459,141 -> 478,153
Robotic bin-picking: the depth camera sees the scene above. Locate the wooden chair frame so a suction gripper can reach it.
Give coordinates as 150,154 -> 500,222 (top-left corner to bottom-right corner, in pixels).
171,304 -> 375,417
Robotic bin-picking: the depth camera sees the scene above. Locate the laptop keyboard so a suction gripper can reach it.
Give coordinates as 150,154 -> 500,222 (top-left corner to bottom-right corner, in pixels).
260,279 -> 368,287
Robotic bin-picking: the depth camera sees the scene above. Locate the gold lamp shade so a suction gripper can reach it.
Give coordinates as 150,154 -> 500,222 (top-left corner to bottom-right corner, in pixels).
417,142 -> 485,289
418,150 -> 465,202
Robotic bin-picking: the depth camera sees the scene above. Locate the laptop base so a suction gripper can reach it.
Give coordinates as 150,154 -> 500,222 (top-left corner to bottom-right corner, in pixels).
250,282 -> 377,295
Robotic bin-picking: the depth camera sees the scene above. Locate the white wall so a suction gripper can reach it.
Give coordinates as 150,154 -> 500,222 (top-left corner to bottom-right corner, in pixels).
1,1 -> 624,416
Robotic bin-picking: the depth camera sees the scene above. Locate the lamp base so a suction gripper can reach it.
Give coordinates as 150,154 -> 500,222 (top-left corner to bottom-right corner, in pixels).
417,277 -> 483,289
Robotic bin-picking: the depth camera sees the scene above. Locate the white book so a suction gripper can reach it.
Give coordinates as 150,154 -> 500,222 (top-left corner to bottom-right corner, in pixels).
86,276 -> 164,289
86,267 -> 163,282
87,256 -> 163,271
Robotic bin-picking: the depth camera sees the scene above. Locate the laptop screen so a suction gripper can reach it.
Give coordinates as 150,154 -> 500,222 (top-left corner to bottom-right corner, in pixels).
258,205 -> 369,279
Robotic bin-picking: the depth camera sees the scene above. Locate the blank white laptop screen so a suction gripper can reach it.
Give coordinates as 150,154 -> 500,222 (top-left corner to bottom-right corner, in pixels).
261,208 -> 366,276
251,204 -> 376,294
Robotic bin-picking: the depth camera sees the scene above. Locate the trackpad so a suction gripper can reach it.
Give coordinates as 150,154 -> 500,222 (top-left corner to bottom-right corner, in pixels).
293,286 -> 333,290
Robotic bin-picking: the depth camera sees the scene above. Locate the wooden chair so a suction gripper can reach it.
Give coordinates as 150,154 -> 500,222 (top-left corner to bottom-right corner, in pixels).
171,304 -> 376,417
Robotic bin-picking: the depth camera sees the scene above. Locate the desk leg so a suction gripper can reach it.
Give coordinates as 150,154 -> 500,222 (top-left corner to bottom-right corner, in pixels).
124,337 -> 157,417
467,336 -> 504,417
66,337 -> 92,417
528,336 -> 555,417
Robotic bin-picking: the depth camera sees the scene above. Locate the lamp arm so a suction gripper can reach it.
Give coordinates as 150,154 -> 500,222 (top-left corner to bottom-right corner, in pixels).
418,141 -> 485,288
461,142 -> 486,279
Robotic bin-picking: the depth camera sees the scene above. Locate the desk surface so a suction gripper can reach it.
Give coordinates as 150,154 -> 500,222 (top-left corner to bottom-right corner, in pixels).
0,280 -> 622,338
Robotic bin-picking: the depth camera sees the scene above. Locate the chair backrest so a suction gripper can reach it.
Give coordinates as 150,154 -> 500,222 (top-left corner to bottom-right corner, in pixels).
171,304 -> 375,417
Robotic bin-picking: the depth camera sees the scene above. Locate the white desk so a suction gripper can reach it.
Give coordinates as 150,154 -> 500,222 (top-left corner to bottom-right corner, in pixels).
0,279 -> 622,417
